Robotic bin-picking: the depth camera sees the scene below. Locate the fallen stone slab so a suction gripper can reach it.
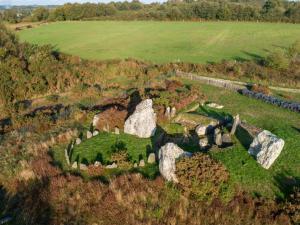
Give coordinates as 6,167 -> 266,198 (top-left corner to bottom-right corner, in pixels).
248,130 -> 285,169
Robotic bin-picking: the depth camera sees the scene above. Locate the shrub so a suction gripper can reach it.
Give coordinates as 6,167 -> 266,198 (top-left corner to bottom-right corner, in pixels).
176,153 -> 229,201
265,49 -> 290,70
111,139 -> 127,153
111,151 -> 132,169
250,84 -> 271,95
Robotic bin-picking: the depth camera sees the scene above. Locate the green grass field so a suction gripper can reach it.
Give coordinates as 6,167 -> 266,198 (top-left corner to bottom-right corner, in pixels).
19,21 -> 300,63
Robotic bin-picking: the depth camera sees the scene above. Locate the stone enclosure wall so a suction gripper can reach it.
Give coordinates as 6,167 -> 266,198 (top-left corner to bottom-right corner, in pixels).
176,71 -> 300,113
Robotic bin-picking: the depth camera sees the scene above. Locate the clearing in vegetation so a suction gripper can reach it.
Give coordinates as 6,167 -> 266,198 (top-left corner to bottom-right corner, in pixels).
19,21 -> 300,63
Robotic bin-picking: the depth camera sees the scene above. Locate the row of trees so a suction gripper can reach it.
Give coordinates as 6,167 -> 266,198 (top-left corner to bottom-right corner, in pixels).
1,0 -> 300,23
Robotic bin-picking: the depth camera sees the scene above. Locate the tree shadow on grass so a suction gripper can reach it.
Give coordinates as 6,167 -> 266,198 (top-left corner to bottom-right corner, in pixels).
292,126 -> 300,134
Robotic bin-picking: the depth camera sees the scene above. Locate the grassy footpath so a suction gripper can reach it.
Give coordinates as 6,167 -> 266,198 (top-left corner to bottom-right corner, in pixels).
19,21 -> 300,63
183,78 -> 300,199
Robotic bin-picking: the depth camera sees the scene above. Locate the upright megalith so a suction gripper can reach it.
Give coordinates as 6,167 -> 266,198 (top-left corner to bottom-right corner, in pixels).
248,130 -> 285,169
124,99 -> 156,138
158,143 -> 192,183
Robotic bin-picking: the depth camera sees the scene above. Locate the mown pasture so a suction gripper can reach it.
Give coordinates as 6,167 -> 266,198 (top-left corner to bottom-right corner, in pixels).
19,21 -> 300,63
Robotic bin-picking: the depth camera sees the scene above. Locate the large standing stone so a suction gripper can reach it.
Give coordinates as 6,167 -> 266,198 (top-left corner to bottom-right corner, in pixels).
158,143 -> 192,183
248,130 -> 284,169
124,99 -> 157,138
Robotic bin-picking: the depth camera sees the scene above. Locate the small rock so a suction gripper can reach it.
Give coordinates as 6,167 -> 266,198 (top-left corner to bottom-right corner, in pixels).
79,163 -> 88,171
165,106 -> 171,119
206,102 -> 224,109
115,127 -> 120,134
87,131 -> 93,139
92,114 -> 100,127
75,138 -> 81,145
94,161 -> 102,167
195,124 -> 213,136
93,130 -> 99,136
72,161 -> 78,169
64,149 -> 70,165
221,133 -> 233,146
148,153 -> 156,164
106,163 -> 118,169
214,129 -> 222,146
133,163 -> 138,168
170,107 -> 176,118
199,137 -> 209,150
139,159 -> 145,167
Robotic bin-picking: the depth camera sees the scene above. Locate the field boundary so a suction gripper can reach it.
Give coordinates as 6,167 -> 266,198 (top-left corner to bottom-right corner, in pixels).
176,71 -> 300,93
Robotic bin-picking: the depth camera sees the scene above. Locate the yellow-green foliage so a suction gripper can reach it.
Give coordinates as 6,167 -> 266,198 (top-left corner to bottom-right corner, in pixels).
176,153 -> 229,201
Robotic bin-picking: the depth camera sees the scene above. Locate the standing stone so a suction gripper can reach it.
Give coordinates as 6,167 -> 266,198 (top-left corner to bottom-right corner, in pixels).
106,163 -> 118,169
248,130 -> 285,169
214,128 -> 222,146
124,99 -> 157,138
75,138 -> 81,145
158,143 -> 192,183
133,163 -> 138,168
80,163 -> 88,171
199,137 -> 209,150
71,161 -> 78,169
103,124 -> 110,132
94,161 -> 101,167
93,130 -> 99,136
170,107 -> 176,118
230,114 -> 240,135
64,149 -> 70,165
139,159 -> 145,167
92,114 -> 100,127
195,124 -> 213,136
87,131 -> 93,139
165,106 -> 171,119
115,127 -> 120,135
148,153 -> 156,164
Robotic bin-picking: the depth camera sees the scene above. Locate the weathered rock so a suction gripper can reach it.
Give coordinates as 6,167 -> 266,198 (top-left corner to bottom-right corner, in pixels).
114,127 -> 120,135
158,143 -> 192,182
148,153 -> 156,164
106,163 -> 118,169
170,107 -> 176,118
72,161 -> 78,169
221,133 -> 233,146
64,149 -> 70,165
80,163 -> 88,171
214,128 -> 222,146
133,163 -> 138,168
87,131 -> 93,139
93,130 -> 99,136
248,130 -> 285,169
94,161 -> 102,167
124,99 -> 156,138
199,137 -> 209,150
75,138 -> 81,145
230,114 -> 240,135
206,102 -> 224,109
195,124 -> 213,136
139,159 -> 145,167
165,106 -> 171,119
103,124 -> 110,132
92,114 -> 100,127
